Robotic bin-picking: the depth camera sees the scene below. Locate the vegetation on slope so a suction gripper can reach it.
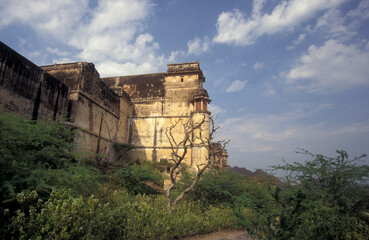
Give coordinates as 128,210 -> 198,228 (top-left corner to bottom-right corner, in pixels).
1,111 -> 368,239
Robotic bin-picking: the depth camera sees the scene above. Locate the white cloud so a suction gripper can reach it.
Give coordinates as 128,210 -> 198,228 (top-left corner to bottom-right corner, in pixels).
215,104 -> 369,169
46,47 -> 69,56
253,61 -> 264,70
285,40 -> 369,92
187,36 -> 211,55
0,0 -> 176,77
347,0 -> 369,23
208,105 -> 226,117
96,60 -> 161,76
0,0 -> 88,39
66,0 -> 167,76
168,50 -> 185,62
213,0 -> 347,46
225,80 -> 248,93
314,8 -> 356,41
287,33 -> 307,50
52,57 -> 75,64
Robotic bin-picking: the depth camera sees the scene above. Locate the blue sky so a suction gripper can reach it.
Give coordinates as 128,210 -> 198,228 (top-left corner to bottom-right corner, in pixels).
1,0 -> 369,171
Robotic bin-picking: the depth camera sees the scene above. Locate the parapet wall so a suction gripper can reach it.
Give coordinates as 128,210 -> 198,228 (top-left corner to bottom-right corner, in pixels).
0,41 -> 69,120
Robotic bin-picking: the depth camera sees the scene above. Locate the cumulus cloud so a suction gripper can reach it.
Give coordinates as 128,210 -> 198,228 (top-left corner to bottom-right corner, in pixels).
0,0 -> 88,39
285,40 -> 369,92
213,0 -> 347,46
225,80 -> 248,93
0,0 -> 177,77
187,36 -> 211,55
67,0 -> 169,76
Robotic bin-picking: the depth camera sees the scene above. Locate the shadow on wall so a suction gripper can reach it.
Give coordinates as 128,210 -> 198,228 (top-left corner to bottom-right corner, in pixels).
0,41 -> 69,120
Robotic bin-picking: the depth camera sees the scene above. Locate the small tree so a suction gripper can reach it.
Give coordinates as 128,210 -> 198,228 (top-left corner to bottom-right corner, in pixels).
270,149 -> 369,239
273,149 -> 369,210
165,114 -> 228,209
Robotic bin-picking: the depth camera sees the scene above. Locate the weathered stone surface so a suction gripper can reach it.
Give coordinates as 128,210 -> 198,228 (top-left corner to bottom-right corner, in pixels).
0,42 -> 227,169
102,61 -> 212,169
0,41 -> 68,120
42,62 -> 132,161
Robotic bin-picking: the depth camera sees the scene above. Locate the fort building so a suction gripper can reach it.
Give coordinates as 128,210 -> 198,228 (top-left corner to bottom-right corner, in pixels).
0,41 -> 228,170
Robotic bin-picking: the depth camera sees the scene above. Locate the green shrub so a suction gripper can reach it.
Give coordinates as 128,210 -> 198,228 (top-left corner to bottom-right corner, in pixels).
270,150 -> 369,239
176,169 -> 246,206
0,112 -> 78,237
110,163 -> 163,194
10,189 -> 238,240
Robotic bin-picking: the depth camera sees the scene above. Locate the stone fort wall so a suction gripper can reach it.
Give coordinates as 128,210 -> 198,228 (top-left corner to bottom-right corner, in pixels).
42,62 -> 132,160
0,41 -> 132,161
0,41 -> 227,169
0,41 -> 69,121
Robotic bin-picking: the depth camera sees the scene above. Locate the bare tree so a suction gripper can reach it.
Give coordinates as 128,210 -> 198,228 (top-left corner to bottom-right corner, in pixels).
165,114 -> 228,210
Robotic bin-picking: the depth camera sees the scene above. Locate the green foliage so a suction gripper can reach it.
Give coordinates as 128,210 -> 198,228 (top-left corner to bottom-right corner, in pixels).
275,149 -> 369,209
110,163 -> 164,194
0,112 -> 79,236
6,110 -> 367,239
176,169 -> 279,238
112,142 -> 135,164
0,112 -> 76,197
10,189 -> 237,240
0,111 -> 241,239
179,169 -> 246,206
270,149 -> 369,239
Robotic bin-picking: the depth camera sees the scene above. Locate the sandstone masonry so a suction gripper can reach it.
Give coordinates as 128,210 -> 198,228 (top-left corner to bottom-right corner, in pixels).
0,41 -> 228,170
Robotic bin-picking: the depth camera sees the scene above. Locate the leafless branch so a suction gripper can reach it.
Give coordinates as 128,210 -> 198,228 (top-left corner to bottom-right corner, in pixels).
165,113 -> 228,210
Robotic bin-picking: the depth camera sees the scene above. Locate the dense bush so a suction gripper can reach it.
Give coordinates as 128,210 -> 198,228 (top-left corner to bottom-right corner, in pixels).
176,169 -> 279,237
0,112 -> 239,239
0,112 -> 76,200
184,170 -> 246,206
110,163 -> 164,194
2,111 -> 368,239
10,188 -> 237,240
270,150 -> 369,239
0,112 -> 79,237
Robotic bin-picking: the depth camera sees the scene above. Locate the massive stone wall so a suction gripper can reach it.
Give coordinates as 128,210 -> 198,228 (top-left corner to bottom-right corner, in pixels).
0,41 -> 133,162
0,42 -> 219,167
102,61 -> 210,168
0,41 -> 69,120
42,63 -> 132,161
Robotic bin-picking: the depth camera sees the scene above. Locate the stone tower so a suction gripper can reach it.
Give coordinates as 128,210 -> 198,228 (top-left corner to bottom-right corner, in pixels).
191,86 -> 211,167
